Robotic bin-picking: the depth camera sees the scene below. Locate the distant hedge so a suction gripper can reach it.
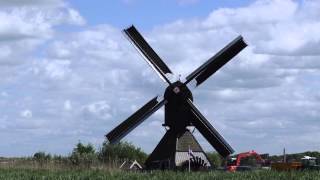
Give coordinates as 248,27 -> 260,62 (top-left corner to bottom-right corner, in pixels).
98,141 -> 147,163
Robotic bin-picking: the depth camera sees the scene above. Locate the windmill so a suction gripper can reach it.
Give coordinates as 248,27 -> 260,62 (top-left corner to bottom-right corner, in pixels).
106,25 -> 247,170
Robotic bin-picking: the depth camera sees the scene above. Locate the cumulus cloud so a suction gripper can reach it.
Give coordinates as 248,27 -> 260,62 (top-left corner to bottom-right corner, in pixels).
0,0 -> 64,8
1,0 -> 320,156
20,110 -> 32,118
120,0 -> 320,154
204,0 -> 320,56
82,101 -> 112,121
64,100 -> 72,111
0,0 -> 84,69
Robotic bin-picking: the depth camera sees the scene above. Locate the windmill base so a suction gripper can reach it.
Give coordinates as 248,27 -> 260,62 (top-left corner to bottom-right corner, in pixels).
145,129 -> 212,170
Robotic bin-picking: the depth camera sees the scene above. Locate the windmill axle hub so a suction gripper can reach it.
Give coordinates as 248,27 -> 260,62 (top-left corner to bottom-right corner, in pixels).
164,81 -> 193,130
164,81 -> 193,101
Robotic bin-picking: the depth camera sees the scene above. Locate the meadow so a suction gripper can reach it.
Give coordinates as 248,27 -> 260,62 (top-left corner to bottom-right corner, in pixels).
0,168 -> 320,180
1,142 -> 320,179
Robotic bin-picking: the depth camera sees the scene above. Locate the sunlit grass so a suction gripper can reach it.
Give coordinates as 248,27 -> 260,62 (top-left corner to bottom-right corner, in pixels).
1,168 -> 320,180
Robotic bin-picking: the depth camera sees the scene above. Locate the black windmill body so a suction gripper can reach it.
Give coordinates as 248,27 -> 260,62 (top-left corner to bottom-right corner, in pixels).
106,25 -> 247,170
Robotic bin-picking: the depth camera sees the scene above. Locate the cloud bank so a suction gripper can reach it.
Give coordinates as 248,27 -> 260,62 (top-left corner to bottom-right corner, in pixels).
1,0 -> 320,156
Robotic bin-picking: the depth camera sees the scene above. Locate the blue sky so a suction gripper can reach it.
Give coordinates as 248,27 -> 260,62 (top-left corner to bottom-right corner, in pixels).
68,0 -> 254,29
0,0 -> 320,157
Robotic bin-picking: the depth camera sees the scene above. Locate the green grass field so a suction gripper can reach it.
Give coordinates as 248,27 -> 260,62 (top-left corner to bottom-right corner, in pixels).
1,168 -> 320,180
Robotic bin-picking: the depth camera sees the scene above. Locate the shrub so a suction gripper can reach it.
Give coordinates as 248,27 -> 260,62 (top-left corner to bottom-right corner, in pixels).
98,141 -> 147,164
69,142 -> 97,167
206,152 -> 222,168
33,151 -> 51,166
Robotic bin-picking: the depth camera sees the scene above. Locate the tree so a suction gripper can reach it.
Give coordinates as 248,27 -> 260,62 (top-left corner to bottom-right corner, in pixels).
98,141 -> 147,163
33,151 -> 51,160
73,142 -> 95,155
33,151 -> 51,166
69,142 -> 97,167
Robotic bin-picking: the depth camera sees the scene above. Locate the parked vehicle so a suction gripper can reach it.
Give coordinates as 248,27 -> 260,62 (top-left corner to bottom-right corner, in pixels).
271,156 -> 320,171
226,150 -> 267,172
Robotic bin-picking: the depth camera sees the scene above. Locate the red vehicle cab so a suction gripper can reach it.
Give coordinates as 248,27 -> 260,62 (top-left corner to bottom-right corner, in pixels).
226,150 -> 265,172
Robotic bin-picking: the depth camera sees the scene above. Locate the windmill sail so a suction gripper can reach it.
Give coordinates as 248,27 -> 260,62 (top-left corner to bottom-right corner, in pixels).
124,25 -> 173,84
106,97 -> 165,144
185,36 -> 247,86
